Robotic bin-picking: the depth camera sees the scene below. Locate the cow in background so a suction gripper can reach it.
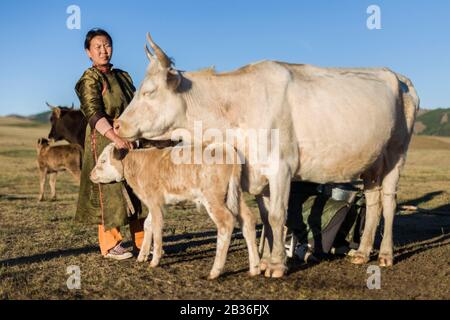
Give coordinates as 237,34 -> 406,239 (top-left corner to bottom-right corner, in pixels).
46,102 -> 87,148
36,138 -> 83,201
46,102 -> 176,150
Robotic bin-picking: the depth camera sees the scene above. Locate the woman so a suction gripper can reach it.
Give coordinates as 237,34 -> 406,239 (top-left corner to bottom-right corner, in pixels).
75,28 -> 146,260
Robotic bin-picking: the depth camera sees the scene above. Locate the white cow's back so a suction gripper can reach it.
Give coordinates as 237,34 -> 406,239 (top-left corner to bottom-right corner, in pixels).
286,65 -> 400,183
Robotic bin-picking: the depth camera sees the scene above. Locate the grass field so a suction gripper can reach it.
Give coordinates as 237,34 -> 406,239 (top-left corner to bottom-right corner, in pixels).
0,116 -> 449,299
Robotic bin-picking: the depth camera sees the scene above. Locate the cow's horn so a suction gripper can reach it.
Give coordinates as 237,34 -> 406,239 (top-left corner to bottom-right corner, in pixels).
46,101 -> 57,109
146,32 -> 171,68
145,44 -> 155,63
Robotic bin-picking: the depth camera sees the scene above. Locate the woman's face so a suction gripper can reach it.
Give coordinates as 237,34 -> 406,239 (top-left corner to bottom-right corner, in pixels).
85,35 -> 112,66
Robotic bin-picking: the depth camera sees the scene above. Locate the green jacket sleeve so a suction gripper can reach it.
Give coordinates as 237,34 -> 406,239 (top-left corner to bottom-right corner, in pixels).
75,70 -> 106,129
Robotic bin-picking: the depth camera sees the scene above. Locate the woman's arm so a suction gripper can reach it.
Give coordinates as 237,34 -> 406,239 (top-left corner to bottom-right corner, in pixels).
104,127 -> 133,150
75,72 -> 106,129
76,71 -> 133,150
94,117 -> 133,149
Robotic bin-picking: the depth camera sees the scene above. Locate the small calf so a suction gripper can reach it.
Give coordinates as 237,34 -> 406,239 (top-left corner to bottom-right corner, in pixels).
36,138 -> 82,201
90,143 -> 260,279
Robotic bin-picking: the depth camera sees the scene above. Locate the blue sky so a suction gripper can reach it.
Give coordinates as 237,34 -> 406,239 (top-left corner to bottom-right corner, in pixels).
0,0 -> 449,116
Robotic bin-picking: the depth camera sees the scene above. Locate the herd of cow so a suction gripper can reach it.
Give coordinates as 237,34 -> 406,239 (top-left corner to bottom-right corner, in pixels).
36,33 -> 420,279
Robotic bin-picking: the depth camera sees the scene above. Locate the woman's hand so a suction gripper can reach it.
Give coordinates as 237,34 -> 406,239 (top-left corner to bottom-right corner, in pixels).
104,129 -> 134,150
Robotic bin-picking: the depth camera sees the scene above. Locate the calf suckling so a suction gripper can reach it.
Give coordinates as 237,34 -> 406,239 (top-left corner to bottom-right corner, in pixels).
36,138 -> 83,201
90,143 -> 261,279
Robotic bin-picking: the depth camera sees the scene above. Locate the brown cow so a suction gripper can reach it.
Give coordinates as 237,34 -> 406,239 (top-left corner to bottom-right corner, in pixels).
36,138 -> 82,201
46,102 -> 87,148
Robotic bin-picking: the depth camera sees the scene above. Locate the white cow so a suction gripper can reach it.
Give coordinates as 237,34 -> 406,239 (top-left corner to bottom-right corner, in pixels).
115,33 -> 419,278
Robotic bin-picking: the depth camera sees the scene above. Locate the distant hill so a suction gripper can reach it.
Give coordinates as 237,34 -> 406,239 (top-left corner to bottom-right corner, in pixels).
414,108 -> 450,137
3,107 -> 450,136
4,111 -> 51,123
29,111 -> 52,123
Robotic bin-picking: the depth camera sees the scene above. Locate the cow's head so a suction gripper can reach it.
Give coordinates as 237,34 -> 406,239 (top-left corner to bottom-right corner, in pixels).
47,102 -> 75,141
114,33 -> 187,141
46,102 -> 86,146
90,143 -> 128,184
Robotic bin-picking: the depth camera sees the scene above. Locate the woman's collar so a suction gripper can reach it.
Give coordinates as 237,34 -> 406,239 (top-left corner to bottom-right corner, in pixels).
93,63 -> 114,74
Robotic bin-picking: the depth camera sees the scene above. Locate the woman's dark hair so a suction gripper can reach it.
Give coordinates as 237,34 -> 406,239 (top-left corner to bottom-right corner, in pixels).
84,28 -> 113,50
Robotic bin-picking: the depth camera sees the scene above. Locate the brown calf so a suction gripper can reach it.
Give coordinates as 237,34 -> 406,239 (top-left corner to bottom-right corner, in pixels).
36,138 -> 82,201
90,143 -> 261,279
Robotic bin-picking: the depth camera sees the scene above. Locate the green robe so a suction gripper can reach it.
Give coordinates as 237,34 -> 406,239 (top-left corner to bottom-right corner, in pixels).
74,66 -> 146,230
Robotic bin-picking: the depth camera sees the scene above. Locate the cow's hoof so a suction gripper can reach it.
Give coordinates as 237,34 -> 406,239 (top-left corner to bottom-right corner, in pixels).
38,197 -> 44,202
207,270 -> 221,280
260,259 -> 269,272
350,252 -> 370,265
263,264 -> 286,278
136,254 -> 148,263
149,259 -> 160,268
378,254 -> 393,267
347,249 -> 357,257
248,265 -> 261,277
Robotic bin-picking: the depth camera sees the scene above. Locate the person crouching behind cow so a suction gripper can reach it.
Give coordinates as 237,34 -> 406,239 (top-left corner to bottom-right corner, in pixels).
36,138 -> 82,201
74,28 -> 146,260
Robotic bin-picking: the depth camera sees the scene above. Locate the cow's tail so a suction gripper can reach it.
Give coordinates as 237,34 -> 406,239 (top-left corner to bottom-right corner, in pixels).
226,147 -> 242,217
396,73 -> 420,136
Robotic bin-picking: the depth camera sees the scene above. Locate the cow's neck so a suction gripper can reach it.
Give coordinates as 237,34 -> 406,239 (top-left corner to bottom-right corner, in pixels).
121,153 -> 140,193
181,74 -> 242,130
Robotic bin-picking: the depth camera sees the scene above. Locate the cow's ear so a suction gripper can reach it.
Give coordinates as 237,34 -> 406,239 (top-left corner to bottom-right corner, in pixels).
53,107 -> 62,119
112,147 -> 129,161
166,68 -> 181,91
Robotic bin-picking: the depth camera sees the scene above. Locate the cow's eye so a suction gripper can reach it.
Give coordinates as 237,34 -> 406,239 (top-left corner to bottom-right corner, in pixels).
100,159 -> 106,164
142,89 -> 155,97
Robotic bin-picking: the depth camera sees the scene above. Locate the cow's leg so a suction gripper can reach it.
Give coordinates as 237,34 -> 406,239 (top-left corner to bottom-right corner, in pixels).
204,201 -> 235,280
68,168 -> 81,184
255,189 -> 271,272
264,164 -> 292,278
137,212 -> 153,263
237,197 -> 261,276
49,173 -> 57,200
38,168 -> 47,201
351,178 -> 382,265
379,156 -> 405,267
149,205 -> 164,268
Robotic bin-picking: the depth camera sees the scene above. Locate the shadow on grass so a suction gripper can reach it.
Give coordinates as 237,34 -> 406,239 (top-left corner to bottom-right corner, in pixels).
387,191 -> 450,247
394,234 -> 450,264
2,191 -> 448,271
363,191 -> 450,265
0,194 -> 35,201
0,226 -> 263,268
0,245 -> 98,267
398,190 -> 445,207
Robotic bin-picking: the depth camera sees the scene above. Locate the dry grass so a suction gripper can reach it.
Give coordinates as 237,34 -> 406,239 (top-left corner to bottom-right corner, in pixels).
0,118 -> 449,300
